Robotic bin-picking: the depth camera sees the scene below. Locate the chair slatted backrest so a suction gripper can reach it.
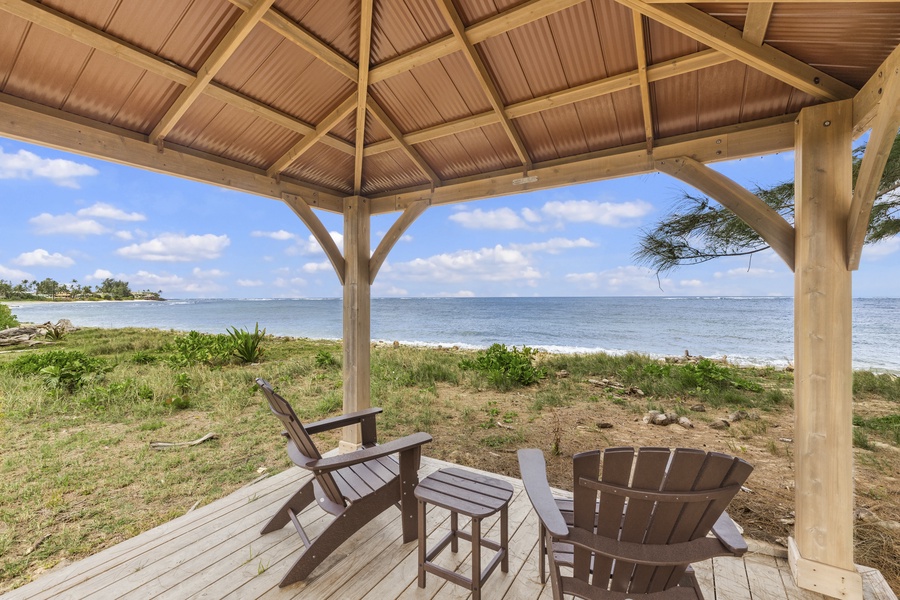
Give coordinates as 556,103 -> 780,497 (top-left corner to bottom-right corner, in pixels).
256,378 -> 344,508
572,447 -> 752,595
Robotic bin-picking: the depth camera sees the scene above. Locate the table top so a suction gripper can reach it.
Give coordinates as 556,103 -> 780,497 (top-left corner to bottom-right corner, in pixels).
414,468 -> 514,518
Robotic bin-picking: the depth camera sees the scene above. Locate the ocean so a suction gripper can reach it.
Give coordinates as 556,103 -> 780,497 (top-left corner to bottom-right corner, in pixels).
7,297 -> 900,372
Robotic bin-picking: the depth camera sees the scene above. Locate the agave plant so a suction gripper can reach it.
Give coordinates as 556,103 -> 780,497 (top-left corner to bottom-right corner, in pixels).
227,322 -> 266,364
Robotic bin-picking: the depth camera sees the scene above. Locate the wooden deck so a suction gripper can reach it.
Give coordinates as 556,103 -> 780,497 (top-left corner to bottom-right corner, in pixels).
1,456 -> 895,600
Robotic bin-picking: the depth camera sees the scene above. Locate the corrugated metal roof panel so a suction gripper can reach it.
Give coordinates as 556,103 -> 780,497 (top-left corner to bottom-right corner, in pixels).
697,64 -> 746,131
505,18 -> 570,97
0,16 -> 29,91
453,127 -> 521,172
111,74 -> 184,134
740,69 -> 793,122
609,87 -> 646,145
539,104 -> 591,157
42,0 -> 121,31
279,0 -> 360,62
283,142 -> 354,193
479,34 -> 533,105
438,52 -> 492,115
61,51 -> 149,126
514,113 -> 560,163
593,0 -> 636,76
372,0 -> 448,64
214,26 -> 295,92
571,95 -> 626,151
331,111 -> 357,143
653,72 -> 699,138
362,149 -> 430,195
366,115 -> 391,145
370,73 -> 444,133
549,1 -> 610,85
406,60 -> 482,122
3,24 -> 91,109
647,17 -> 702,64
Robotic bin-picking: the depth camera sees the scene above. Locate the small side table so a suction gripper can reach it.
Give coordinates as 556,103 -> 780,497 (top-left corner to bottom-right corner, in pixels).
415,468 -> 514,600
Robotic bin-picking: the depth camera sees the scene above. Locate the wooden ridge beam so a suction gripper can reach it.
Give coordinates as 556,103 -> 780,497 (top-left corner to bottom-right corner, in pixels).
366,99 -> 441,185
633,12 -> 655,153
364,48 -> 729,157
150,0 -> 276,144
369,200 -> 429,283
282,194 -> 346,284
847,55 -> 900,270
614,0 -> 857,101
435,0 -> 532,168
369,115 -> 796,213
267,93 -> 357,178
368,0 -> 585,84
742,3 -> 773,46
655,156 -> 795,270
0,0 -> 355,156
226,0 -> 358,81
0,92 -> 345,211
354,0 -> 374,194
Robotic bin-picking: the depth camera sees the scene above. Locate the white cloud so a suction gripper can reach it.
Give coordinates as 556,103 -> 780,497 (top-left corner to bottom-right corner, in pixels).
252,230 -> 296,241
510,237 -> 595,254
302,261 -> 333,274
542,199 -> 652,227
401,234 -> 414,243
436,290 -> 476,297
85,269 -> 113,281
679,279 -> 704,288
391,245 -> 540,284
192,267 -> 227,278
0,147 -> 98,188
236,279 -> 264,287
128,270 -> 226,294
30,213 -> 109,235
114,230 -> 134,240
449,208 -> 528,230
0,264 -> 32,280
374,285 -> 409,296
76,202 -> 145,222
863,237 -> 900,259
116,233 -> 230,262
565,266 -> 668,294
287,232 -> 344,256
12,249 -> 75,267
714,267 -> 776,278
521,208 -> 542,223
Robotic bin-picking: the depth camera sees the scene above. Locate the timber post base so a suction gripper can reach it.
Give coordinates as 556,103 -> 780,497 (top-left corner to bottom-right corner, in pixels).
415,468 -> 514,600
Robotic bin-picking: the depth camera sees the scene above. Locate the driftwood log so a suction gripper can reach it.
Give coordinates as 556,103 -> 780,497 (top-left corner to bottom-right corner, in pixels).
0,319 -> 77,347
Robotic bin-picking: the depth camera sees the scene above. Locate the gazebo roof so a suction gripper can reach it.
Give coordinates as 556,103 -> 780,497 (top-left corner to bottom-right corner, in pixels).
2,0 -> 898,215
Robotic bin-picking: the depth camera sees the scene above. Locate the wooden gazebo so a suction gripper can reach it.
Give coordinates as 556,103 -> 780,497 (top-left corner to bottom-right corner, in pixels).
1,1 -> 898,597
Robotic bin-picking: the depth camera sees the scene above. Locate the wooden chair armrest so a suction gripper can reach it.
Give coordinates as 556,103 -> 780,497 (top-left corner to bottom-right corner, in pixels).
710,511 -> 748,556
566,527 -> 740,566
304,407 -> 384,434
517,449 -> 569,538
306,432 -> 432,472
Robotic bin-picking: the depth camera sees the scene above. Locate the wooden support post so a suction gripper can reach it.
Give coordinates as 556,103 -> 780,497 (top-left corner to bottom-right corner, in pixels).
341,196 -> 371,451
791,100 -> 862,600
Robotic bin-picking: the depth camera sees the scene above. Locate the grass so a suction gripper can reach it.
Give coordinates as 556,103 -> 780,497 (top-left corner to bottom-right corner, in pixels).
0,328 -> 897,592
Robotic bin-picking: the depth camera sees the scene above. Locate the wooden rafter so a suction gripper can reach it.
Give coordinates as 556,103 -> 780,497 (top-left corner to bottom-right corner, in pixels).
369,200 -> 429,284
847,55 -> 900,269
0,0 -> 355,156
225,0 -> 358,81
742,3 -> 774,46
354,0 -> 374,194
655,156 -> 795,270
633,12 -> 655,153
267,94 -> 357,178
364,48 -> 730,157
368,115 -> 797,213
282,194 -> 346,284
150,0 -> 276,144
366,99 -> 441,186
368,0 -> 584,84
614,0 -> 858,101
434,0 -> 532,169
0,92 -> 345,210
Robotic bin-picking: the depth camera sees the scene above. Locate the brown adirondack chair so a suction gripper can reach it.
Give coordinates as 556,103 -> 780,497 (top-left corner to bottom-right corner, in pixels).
518,447 -> 753,600
257,378 -> 432,587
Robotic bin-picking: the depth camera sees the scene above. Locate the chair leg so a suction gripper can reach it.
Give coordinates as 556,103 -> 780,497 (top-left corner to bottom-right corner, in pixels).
262,479 -> 316,534
278,487 -> 399,587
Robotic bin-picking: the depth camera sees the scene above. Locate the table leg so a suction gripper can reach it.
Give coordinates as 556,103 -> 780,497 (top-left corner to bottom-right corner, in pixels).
501,503 -> 509,573
450,511 -> 458,552
418,499 -> 426,588
472,517 -> 481,600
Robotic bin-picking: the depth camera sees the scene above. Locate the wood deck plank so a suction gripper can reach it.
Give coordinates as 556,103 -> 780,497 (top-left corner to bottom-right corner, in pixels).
2,457 -> 894,600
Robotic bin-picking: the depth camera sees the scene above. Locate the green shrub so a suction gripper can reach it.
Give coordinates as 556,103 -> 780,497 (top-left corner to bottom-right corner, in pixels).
166,331 -> 233,367
0,304 -> 18,330
315,350 -> 339,368
227,323 -> 265,363
7,350 -> 106,393
460,344 -> 545,389
131,350 -> 160,364
854,371 -> 900,401
678,359 -> 762,393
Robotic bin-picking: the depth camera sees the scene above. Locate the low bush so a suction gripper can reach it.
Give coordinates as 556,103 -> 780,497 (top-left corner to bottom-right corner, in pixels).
460,343 -> 545,389
7,350 -> 106,393
0,304 -> 18,330
166,331 -> 233,367
227,323 -> 265,363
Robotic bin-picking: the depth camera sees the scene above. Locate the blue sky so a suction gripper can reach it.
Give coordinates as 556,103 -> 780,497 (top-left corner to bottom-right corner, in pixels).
1,136 -> 898,299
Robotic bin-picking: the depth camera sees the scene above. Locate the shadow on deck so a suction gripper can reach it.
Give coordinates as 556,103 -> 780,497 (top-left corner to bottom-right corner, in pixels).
1,456 -> 895,600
